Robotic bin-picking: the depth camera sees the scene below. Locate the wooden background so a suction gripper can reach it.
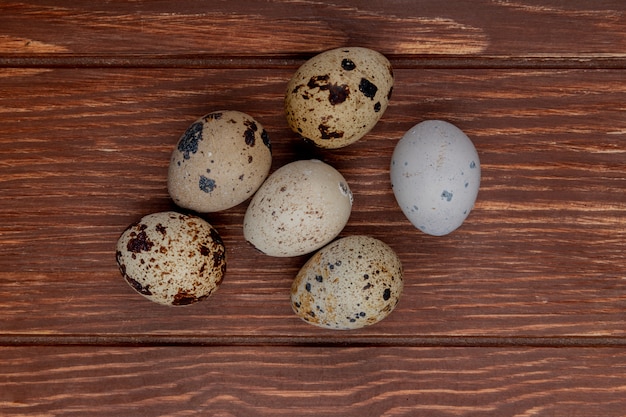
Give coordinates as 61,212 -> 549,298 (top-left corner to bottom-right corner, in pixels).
1,1 -> 626,415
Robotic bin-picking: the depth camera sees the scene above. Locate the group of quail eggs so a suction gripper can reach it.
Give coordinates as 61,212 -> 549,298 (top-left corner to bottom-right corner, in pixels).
115,47 -> 481,330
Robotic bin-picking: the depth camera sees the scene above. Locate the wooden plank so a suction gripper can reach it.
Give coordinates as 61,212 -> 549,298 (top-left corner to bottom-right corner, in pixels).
1,67 -> 625,340
1,346 -> 626,416
1,2 -> 624,415
0,1 -> 625,57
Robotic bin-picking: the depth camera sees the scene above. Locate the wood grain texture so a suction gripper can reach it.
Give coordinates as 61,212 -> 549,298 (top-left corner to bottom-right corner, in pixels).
0,1 -> 625,57
2,346 -> 626,416
1,68 -> 624,341
1,1 -> 626,415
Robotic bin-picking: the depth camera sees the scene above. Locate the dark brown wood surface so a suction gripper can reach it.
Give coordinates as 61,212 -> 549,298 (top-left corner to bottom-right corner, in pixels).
1,1 -> 626,415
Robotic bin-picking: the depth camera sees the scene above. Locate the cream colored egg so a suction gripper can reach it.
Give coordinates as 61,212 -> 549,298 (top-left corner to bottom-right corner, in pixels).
291,235 -> 403,330
115,211 -> 226,306
243,159 -> 353,257
168,110 -> 272,213
285,47 -> 394,149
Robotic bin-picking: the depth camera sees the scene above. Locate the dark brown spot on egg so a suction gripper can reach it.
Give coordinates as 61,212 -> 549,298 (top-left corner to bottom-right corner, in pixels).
199,175 -> 216,193
244,119 -> 258,146
209,228 -> 224,247
125,275 -> 152,296
212,246 -> 226,271
307,74 -> 329,88
155,223 -> 167,236
359,78 -> 378,99
177,122 -> 203,160
115,252 -> 128,277
341,58 -> 356,71
126,225 -> 153,254
244,130 -> 255,146
307,75 -> 349,105
319,124 -> 344,140
172,291 -> 202,306
261,129 -> 271,151
245,119 -> 258,131
214,271 -> 225,286
204,112 -> 223,121
327,84 -> 349,105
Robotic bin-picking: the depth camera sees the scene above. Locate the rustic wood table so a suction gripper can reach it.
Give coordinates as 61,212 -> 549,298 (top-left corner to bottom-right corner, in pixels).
1,1 -> 626,415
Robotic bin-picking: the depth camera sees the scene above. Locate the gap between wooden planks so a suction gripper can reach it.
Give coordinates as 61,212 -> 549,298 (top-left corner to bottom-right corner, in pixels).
1,334 -> 626,348
2,54 -> 626,69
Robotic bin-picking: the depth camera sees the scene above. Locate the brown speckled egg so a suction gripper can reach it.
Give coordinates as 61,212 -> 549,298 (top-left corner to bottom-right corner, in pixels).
285,47 -> 394,149
291,235 -> 403,330
243,159 -> 353,257
115,211 -> 226,306
168,110 -> 272,213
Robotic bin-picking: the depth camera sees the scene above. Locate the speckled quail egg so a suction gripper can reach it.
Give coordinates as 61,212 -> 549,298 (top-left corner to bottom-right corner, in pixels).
115,211 -> 226,306
291,235 -> 403,330
168,110 -> 272,213
390,120 -> 481,236
285,47 -> 394,149
243,159 -> 353,257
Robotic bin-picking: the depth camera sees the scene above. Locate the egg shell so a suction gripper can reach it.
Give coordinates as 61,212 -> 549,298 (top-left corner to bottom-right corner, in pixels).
115,211 -> 226,306
243,159 -> 353,257
390,120 -> 481,236
168,110 -> 272,213
291,235 -> 403,330
285,47 -> 394,149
